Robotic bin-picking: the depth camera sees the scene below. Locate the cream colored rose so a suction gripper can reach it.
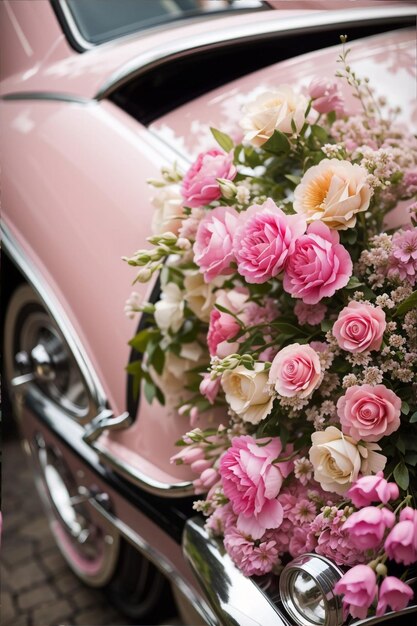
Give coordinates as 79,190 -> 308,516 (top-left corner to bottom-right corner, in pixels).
154,282 -> 184,333
309,426 -> 386,495
151,185 -> 184,235
183,271 -> 222,322
221,363 -> 274,424
240,87 -> 307,146
294,159 -> 371,230
151,343 -> 203,407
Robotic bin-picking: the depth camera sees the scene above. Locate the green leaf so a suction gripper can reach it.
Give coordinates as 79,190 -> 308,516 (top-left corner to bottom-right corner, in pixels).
321,319 -> 333,332
129,329 -> 156,353
410,411 -> 417,424
151,345 -> 165,375
272,322 -> 308,336
144,380 -> 156,404
401,401 -> 410,416
210,127 -> 234,152
310,124 -> 329,143
395,290 -> 417,317
405,452 -> 417,466
345,229 -> 358,245
393,462 -> 409,491
284,174 -> 301,186
345,276 -> 365,290
125,360 -> 143,375
262,130 -> 291,155
396,436 -> 406,455
327,111 -> 336,125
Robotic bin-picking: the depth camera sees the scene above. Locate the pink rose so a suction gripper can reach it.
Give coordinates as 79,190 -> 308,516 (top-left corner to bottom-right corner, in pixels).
308,78 -> 345,115
376,577 -> 414,616
337,384 -> 401,442
283,222 -> 352,304
181,149 -> 236,208
333,301 -> 386,353
334,565 -> 377,620
233,199 -> 306,284
384,507 -> 417,566
347,472 -> 399,507
220,435 -> 293,539
269,343 -> 321,398
194,206 -> 239,281
207,289 -> 247,358
343,506 -> 395,550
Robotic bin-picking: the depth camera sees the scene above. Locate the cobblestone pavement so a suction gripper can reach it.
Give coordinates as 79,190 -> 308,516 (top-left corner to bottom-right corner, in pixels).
1,433 -> 181,626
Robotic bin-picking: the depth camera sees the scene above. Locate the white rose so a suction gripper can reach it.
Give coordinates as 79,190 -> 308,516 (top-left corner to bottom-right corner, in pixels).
183,271 -> 222,322
151,343 -> 203,407
151,185 -> 184,235
309,426 -> 386,495
154,282 -> 184,333
221,363 -> 274,424
240,86 -> 307,147
293,159 -> 372,230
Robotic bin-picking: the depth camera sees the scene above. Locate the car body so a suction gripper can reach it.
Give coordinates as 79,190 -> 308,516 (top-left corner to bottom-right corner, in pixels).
2,2 -> 417,625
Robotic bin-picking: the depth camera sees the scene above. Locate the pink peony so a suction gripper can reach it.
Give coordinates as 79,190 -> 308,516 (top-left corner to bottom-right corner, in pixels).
334,565 -> 378,620
194,206 -> 239,281
333,301 -> 386,353
347,472 -> 399,507
269,343 -> 321,398
294,301 -> 327,326
181,149 -> 236,208
223,527 -> 280,576
207,289 -> 247,358
233,199 -> 306,284
283,222 -> 352,304
376,577 -> 414,616
342,506 -> 395,550
220,435 -> 292,539
199,373 -> 221,404
384,507 -> 417,566
337,384 -> 401,442
308,78 -> 345,114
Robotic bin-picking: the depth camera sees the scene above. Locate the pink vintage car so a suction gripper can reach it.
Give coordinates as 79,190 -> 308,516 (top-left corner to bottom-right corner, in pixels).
2,1 -> 417,625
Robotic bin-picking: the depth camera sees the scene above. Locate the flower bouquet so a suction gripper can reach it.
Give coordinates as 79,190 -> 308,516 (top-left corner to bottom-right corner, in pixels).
124,38 -> 417,621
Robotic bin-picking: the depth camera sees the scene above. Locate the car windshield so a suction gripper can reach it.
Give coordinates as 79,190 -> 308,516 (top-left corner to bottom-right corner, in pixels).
63,0 -> 265,46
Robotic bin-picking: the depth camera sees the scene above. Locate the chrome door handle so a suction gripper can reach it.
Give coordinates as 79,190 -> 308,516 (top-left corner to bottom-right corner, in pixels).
82,409 -> 131,444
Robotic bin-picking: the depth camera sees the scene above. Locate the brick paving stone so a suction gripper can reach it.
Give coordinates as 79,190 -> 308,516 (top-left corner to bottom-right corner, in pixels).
42,550 -> 69,575
18,583 -> 57,611
32,598 -> 73,626
74,607 -> 130,626
3,615 -> 29,626
72,587 -> 102,610
2,541 -> 35,567
0,590 -> 16,623
54,570 -> 80,594
8,561 -> 47,593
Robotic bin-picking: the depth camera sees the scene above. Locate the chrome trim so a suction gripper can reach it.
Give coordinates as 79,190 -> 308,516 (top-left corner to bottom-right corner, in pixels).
88,496 -> 218,626
183,516 -> 291,626
92,440 -> 194,498
1,92 -> 92,104
351,604 -> 417,625
82,410 -> 131,444
56,0 -> 95,51
95,6 -> 416,100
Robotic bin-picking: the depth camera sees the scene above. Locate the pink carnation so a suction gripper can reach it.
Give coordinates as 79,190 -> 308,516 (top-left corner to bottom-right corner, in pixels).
269,343 -> 321,398
342,506 -> 395,550
308,78 -> 345,115
233,199 -> 306,284
283,222 -> 352,304
376,577 -> 414,617
334,565 -> 377,620
294,301 -> 327,326
337,384 -> 401,442
347,472 -> 399,507
384,507 -> 417,566
182,149 -> 236,208
333,301 -> 386,353
220,435 -> 292,539
308,508 -> 367,567
194,206 -> 239,281
223,527 -> 280,576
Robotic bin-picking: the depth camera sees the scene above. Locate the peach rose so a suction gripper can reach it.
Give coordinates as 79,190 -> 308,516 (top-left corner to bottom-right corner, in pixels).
294,159 -> 372,230
269,343 -> 321,398
240,87 -> 307,146
333,301 -> 386,353
309,426 -> 386,495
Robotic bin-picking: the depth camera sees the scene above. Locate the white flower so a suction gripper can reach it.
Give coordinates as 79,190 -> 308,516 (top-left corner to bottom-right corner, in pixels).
124,291 -> 141,319
240,86 -> 307,146
309,426 -> 386,495
221,363 -> 273,424
151,185 -> 184,235
151,343 -> 203,407
154,282 -> 184,333
183,271 -> 222,323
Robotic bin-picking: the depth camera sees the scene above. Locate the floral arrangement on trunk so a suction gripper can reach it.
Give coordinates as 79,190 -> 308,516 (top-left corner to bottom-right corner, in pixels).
124,38 -> 417,621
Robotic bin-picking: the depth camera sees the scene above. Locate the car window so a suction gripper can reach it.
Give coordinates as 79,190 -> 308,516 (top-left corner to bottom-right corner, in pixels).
62,0 -> 265,46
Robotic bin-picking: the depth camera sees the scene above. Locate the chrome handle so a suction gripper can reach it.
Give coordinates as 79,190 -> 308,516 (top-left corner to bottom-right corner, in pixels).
82,409 -> 131,444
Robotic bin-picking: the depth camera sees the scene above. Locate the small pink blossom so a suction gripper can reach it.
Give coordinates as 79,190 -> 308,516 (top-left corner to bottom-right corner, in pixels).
376,577 -> 414,616
193,468 -> 219,494
347,472 -> 399,507
205,503 -> 236,536
308,508 -> 367,567
223,527 -> 280,576
292,499 -> 317,524
384,507 -> 417,566
283,222 -> 352,304
333,301 -> 386,353
182,149 -> 236,208
343,506 -> 395,550
293,456 -> 314,485
334,565 -> 377,620
294,301 -> 327,326
337,384 -> 401,442
388,228 -> 417,285
308,78 -> 345,115
199,373 -> 221,404
194,206 -> 239,282
289,527 -> 311,558
207,289 -> 247,358
220,435 -> 292,539
269,343 -> 321,398
233,199 -> 306,284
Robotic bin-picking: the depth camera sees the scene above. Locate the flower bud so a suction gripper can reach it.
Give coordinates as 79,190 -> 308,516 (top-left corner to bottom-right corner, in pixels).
135,266 -> 153,283
217,178 -> 237,199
